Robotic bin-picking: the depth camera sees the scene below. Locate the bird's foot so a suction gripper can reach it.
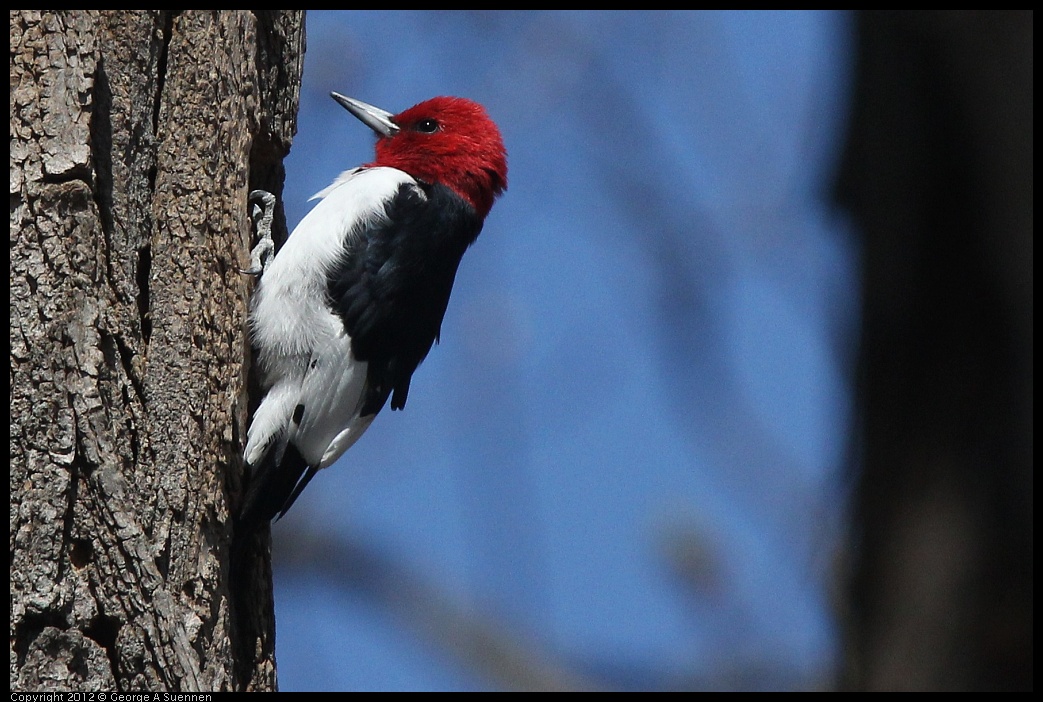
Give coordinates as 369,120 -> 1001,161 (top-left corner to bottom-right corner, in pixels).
241,189 -> 277,276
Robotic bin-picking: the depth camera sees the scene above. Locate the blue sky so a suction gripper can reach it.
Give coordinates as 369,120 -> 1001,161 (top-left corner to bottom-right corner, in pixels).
271,10 -> 858,691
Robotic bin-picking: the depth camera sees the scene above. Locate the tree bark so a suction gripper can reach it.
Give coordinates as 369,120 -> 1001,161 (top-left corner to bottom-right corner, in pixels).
10,10 -> 303,691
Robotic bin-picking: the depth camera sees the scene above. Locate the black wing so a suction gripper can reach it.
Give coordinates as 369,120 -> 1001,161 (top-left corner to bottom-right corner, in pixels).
327,180 -> 483,415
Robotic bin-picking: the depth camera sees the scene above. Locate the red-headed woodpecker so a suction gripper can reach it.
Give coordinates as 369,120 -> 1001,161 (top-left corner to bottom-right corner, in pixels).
239,94 -> 507,528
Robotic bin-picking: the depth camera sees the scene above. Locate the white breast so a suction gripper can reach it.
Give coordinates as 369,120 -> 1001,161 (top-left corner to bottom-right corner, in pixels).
245,166 -> 415,470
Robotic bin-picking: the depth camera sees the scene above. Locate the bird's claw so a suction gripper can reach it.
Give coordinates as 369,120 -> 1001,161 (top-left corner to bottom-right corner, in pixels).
242,189 -> 277,276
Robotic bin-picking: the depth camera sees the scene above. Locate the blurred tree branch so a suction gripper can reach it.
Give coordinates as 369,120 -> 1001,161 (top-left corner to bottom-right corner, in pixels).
274,527 -> 603,692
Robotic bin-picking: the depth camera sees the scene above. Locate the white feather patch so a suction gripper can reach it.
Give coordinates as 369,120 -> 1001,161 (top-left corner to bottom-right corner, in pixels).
245,167 -> 415,470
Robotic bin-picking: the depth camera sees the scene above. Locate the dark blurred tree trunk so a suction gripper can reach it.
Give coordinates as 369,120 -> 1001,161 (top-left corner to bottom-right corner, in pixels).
10,10 -> 303,691
837,10 -> 1032,691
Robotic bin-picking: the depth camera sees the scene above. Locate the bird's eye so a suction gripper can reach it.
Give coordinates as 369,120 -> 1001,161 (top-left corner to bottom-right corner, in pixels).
414,118 -> 439,134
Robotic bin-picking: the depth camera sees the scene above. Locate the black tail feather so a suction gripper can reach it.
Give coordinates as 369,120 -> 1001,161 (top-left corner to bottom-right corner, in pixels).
238,443 -> 317,533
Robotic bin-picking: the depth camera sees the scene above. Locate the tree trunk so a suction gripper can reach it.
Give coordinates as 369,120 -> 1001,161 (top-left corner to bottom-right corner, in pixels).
10,10 -> 303,691
838,11 -> 1033,691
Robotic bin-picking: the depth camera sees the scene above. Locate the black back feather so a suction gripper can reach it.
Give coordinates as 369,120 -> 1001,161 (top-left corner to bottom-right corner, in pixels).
328,180 -> 483,415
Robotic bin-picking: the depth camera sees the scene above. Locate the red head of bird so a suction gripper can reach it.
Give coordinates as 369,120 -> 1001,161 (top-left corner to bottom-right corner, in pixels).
332,93 -> 508,219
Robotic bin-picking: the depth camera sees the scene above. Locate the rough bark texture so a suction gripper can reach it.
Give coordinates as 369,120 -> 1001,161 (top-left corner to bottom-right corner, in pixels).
10,10 -> 304,691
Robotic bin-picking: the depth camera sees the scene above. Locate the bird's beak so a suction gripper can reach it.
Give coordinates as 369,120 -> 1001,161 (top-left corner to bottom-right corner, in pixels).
331,92 -> 400,137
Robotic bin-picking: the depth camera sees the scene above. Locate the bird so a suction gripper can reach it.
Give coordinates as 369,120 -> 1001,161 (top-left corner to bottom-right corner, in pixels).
238,93 -> 507,529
